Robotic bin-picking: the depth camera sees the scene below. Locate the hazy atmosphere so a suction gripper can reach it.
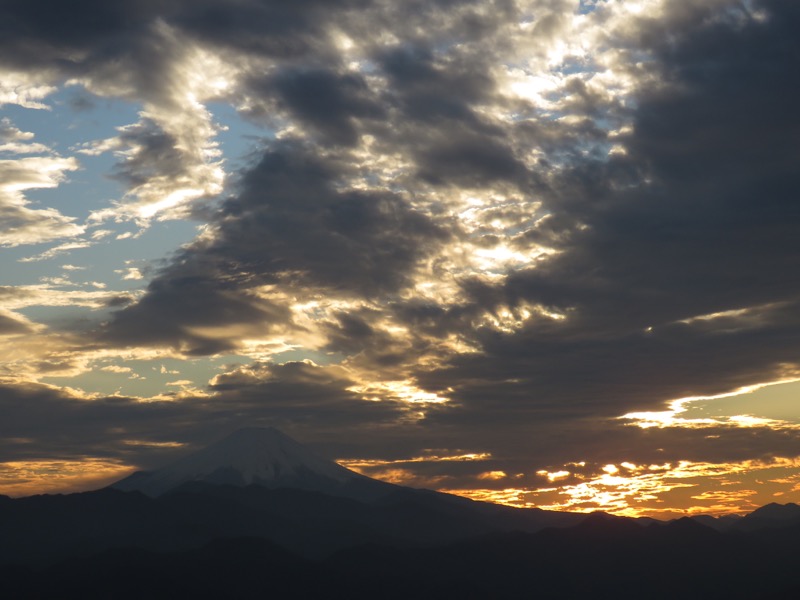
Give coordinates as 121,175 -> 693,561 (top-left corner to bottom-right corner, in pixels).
2,0 -> 799,518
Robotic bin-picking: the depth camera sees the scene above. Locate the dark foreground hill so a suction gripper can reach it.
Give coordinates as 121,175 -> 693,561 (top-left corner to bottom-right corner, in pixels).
4,515 -> 800,599
0,482 -> 585,566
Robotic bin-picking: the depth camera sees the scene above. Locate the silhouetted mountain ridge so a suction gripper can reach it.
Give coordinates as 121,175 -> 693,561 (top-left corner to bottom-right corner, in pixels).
4,428 -> 800,598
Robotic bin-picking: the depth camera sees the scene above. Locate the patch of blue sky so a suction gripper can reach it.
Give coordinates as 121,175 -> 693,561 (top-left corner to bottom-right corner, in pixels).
558,57 -> 592,77
79,219 -> 201,281
16,303 -> 104,333
578,0 -> 603,15
3,88 -> 139,218
3,89 -> 268,285
4,87 -> 287,338
7,218 -> 202,289
207,101 -> 271,174
2,86 -> 139,156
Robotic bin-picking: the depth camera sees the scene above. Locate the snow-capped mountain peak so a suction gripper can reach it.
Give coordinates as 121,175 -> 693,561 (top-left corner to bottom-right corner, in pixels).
113,427 -> 370,498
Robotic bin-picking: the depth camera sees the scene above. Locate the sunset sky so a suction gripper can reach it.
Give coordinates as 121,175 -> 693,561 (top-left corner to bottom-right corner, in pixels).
2,0 -> 799,519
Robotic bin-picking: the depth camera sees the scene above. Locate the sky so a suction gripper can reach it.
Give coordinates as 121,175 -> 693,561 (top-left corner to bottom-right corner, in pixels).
1,0 -> 799,519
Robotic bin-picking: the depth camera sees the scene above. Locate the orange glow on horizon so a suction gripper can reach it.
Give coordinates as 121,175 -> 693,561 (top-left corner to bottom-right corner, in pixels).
5,452 -> 800,521
0,459 -> 135,498
441,457 -> 800,519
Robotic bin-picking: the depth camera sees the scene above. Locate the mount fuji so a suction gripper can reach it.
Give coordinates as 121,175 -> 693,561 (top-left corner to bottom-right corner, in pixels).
112,427 -> 396,501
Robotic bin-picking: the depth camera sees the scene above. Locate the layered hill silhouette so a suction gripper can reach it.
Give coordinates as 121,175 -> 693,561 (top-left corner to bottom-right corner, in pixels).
1,428 -> 585,567
3,427 -> 800,599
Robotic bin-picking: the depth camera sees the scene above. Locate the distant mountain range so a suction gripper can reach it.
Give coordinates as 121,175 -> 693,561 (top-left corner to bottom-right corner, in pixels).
3,427 -> 800,599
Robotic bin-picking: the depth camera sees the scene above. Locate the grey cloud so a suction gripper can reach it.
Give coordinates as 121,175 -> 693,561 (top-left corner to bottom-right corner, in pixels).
205,142 -> 447,296
103,257 -> 291,355
270,68 -> 385,146
207,361 -> 404,431
174,0 -> 368,59
0,362 -> 407,468
103,142 -> 447,352
414,130 -> 528,187
0,1 -> 152,69
393,1 -> 800,427
0,382 -> 191,465
68,94 -> 95,112
0,312 -> 34,335
372,43 -> 534,188
378,44 -> 496,125
3,370 -> 799,492
109,119 -> 188,188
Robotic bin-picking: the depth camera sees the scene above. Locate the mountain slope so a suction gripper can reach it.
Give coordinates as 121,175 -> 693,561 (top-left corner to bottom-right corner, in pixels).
112,427 -> 393,500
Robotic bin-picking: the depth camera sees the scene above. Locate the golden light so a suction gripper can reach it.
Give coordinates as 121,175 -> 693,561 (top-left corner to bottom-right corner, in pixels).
0,459 -> 135,497
537,469 -> 571,482
347,379 -> 451,404
338,451 -> 492,471
621,377 -> 800,430
458,456 -> 800,519
479,471 -> 508,481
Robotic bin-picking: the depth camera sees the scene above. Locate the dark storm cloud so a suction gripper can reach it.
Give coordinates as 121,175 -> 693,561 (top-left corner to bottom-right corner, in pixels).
417,310 -> 800,424
211,144 -> 447,297
0,0 -> 178,100
0,0 -> 151,68
373,43 -> 534,189
268,68 -> 385,146
0,0 -> 338,69
415,130 -> 528,187
103,264 -> 290,355
207,361 -> 404,432
103,142 -> 447,352
173,0 -> 370,59
205,142 -> 447,295
0,0 -> 370,117
378,44 -> 496,125
400,0 -> 800,426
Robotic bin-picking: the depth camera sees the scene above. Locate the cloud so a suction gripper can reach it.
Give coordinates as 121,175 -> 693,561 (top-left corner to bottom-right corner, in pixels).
0,118 -> 49,154
0,310 -> 37,336
0,362 -> 409,467
0,155 -> 83,246
0,70 -> 56,109
89,0 -> 800,435
402,0 -> 800,424
102,141 -> 447,353
267,68 -> 385,147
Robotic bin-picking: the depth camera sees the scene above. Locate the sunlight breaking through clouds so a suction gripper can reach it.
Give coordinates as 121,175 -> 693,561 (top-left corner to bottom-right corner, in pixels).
0,458 -> 134,497
451,457 -> 800,518
620,378 -> 800,430
1,0 -> 799,514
